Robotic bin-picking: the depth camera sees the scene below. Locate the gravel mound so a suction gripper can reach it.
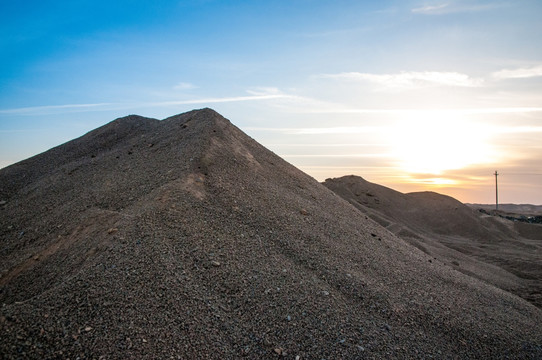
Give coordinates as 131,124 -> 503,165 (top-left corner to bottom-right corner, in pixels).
1,109 -> 541,359
323,175 -> 542,309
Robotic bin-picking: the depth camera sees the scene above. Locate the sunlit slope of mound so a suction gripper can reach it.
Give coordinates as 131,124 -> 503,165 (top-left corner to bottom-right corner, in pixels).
1,109 -> 541,358
324,175 -> 542,309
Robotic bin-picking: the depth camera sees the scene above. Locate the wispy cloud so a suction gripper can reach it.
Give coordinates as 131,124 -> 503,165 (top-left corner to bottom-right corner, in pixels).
320,71 -> 483,89
280,153 -> 391,158
0,92 -> 296,116
492,126 -> 542,133
492,64 -> 542,79
290,107 -> 542,115
151,94 -> 293,106
173,82 -> 197,90
411,1 -> 505,15
243,126 -> 384,135
0,103 -> 114,115
411,3 -> 450,14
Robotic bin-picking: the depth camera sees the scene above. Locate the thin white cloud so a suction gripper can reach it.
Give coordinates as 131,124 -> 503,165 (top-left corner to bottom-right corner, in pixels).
246,87 -> 283,96
281,154 -> 391,158
243,126 -> 385,135
150,94 -> 293,106
173,82 -> 197,90
291,126 -> 384,135
411,1 -> 505,15
411,3 -> 450,14
0,93 -> 297,116
321,71 -> 483,89
0,103 -> 113,115
291,107 -> 542,115
492,65 -> 542,80
492,126 -> 542,133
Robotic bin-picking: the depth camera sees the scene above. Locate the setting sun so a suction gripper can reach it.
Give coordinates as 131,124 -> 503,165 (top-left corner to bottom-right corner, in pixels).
389,111 -> 493,176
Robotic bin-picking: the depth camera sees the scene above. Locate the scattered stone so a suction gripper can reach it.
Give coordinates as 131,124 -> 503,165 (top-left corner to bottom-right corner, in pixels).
300,209 -> 309,215
0,200 -> 6,205
211,261 -> 221,267
274,347 -> 284,355
107,228 -> 118,234
84,326 -> 92,332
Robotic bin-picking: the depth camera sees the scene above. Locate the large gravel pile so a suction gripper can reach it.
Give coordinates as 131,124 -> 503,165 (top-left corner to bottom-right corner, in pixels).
1,108 -> 541,358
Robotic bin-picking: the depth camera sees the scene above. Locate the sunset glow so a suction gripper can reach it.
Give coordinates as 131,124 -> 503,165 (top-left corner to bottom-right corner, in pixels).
389,111 -> 493,175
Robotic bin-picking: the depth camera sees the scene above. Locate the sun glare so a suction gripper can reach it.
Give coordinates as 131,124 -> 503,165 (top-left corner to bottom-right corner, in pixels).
389,111 -> 492,176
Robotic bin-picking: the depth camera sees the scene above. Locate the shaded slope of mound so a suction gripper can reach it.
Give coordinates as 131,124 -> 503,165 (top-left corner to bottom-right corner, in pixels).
323,175 -> 542,308
323,175 -> 514,239
1,109 -> 541,359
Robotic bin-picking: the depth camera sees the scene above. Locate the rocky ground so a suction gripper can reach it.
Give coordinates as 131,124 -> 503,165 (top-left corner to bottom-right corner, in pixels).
1,109 -> 541,358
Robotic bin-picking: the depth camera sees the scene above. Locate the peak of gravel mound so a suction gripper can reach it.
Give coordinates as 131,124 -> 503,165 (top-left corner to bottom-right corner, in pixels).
1,109 -> 541,359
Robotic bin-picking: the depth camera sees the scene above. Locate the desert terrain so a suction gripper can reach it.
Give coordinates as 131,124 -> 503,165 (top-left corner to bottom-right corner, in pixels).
1,109 -> 541,358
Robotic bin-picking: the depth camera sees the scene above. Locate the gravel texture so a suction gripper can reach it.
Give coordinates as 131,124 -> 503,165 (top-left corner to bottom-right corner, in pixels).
323,175 -> 542,309
1,108 -> 541,359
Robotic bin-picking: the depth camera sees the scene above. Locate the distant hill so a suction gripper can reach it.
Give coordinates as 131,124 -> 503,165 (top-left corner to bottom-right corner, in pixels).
1,109 -> 541,358
324,175 -> 542,309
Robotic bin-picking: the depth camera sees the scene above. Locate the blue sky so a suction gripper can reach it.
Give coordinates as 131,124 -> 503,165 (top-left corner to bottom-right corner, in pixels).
2,0 -> 542,204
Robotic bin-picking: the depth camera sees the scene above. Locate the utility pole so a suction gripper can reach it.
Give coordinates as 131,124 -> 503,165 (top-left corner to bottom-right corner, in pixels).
495,170 -> 499,210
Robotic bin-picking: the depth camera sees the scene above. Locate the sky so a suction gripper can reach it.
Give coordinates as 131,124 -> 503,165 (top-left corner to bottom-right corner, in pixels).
1,0 -> 542,204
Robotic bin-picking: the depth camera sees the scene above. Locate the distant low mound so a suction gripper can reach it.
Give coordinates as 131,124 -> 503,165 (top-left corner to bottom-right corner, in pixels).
1,109 -> 541,358
324,175 -> 542,309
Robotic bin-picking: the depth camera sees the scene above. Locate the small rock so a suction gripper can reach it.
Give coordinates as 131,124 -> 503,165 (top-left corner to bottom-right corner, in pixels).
84,326 -> 92,332
286,315 -> 291,321
0,200 -> 6,205
142,338 -> 147,343
274,347 -> 283,355
322,291 -> 330,296
107,228 -> 118,234
300,209 -> 309,215
211,261 -> 221,267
